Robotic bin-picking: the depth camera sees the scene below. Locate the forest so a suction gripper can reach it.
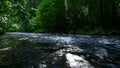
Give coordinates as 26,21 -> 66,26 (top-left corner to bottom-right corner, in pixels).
0,0 -> 120,34
0,0 -> 120,68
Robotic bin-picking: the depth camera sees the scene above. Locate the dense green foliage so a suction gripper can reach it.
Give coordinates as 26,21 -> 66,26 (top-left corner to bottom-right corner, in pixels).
0,0 -> 120,34
0,28 -> 5,35
0,0 -> 41,33
32,0 -> 69,33
33,0 -> 120,34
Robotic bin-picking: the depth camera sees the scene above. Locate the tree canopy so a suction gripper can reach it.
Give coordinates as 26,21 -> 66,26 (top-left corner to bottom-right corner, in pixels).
0,0 -> 120,34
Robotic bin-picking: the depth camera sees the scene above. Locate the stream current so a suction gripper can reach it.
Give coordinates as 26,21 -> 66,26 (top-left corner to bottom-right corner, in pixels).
0,32 -> 120,68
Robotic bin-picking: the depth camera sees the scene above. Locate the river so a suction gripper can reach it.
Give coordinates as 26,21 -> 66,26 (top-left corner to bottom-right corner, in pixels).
0,32 -> 120,68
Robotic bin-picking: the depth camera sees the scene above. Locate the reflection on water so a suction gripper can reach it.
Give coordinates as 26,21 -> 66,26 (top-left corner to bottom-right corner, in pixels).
0,32 -> 120,68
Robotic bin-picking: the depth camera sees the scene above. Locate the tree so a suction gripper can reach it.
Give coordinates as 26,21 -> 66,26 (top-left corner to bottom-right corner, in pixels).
32,0 -> 69,33
0,0 -> 41,32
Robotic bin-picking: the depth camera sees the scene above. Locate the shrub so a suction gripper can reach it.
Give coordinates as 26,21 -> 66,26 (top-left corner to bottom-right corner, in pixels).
32,0 -> 69,33
0,28 -> 5,35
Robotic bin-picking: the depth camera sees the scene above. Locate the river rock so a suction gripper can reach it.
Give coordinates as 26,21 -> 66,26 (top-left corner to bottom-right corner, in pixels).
66,53 -> 94,68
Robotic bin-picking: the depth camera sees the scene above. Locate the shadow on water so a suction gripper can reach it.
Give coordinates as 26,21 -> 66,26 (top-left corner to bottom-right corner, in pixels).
0,32 -> 120,68
0,40 -> 55,68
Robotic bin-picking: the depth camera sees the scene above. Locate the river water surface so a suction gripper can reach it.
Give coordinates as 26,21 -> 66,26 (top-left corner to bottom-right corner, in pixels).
0,32 -> 120,68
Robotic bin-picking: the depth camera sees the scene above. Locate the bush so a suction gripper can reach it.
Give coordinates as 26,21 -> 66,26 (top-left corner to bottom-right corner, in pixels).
32,0 -> 69,33
0,28 -> 5,35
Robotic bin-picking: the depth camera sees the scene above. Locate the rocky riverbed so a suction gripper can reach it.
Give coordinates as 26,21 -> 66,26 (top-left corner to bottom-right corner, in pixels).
0,32 -> 120,68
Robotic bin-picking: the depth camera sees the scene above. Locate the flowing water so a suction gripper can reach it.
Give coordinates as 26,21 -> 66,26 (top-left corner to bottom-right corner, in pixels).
0,32 -> 120,68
